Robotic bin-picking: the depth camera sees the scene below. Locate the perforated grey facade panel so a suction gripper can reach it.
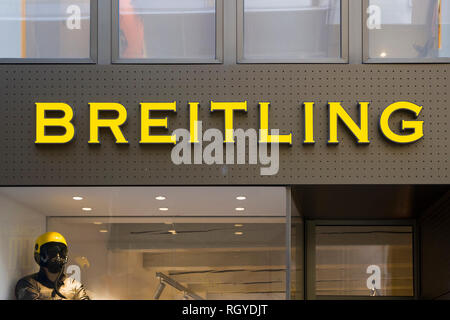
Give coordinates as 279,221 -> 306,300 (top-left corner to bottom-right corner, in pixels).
0,64 -> 448,185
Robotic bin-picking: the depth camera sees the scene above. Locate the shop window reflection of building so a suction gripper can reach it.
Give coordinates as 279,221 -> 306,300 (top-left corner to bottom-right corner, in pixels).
243,0 -> 342,60
119,0 -> 146,59
117,0 -> 216,60
315,226 -> 414,297
0,0 -> 91,59
368,0 -> 449,59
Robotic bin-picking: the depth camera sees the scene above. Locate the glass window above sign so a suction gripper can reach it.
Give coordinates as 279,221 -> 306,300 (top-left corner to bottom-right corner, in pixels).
365,0 -> 450,62
0,0 -> 94,62
114,0 -> 221,63
238,0 -> 347,63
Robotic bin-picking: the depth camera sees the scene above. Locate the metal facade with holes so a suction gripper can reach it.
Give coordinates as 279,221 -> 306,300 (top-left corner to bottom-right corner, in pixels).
0,64 -> 448,185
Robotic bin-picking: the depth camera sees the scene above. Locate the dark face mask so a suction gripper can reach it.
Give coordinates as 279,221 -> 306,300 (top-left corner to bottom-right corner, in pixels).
40,243 -> 68,274
46,255 -> 66,274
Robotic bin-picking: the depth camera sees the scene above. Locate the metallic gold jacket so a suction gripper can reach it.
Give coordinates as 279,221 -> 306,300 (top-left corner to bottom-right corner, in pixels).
15,269 -> 89,300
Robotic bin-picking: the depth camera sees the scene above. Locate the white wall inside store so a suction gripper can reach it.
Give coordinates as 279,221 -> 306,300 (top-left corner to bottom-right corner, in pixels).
0,194 -> 45,300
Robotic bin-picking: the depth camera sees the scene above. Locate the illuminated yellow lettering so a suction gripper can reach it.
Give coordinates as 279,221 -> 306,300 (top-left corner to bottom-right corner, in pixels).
303,102 -> 315,144
380,101 -> 424,144
189,102 -> 199,143
35,103 -> 75,144
210,101 -> 247,143
259,102 -> 292,145
89,103 -> 128,144
140,102 -> 177,144
328,102 -> 370,144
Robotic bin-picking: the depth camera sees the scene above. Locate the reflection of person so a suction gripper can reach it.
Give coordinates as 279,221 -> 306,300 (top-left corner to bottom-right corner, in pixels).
414,0 -> 442,58
15,232 -> 90,300
119,0 -> 146,58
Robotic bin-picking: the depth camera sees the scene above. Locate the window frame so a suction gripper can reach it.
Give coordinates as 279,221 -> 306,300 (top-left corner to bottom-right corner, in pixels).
305,220 -> 419,300
236,0 -> 349,64
0,0 -> 98,64
362,0 -> 450,64
111,0 -> 224,64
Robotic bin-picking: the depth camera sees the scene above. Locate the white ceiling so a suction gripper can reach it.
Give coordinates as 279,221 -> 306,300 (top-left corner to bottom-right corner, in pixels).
0,186 -> 286,217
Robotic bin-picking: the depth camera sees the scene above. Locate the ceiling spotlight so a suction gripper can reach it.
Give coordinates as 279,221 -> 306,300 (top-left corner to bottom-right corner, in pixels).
82,208 -> 92,212
159,208 -> 169,211
234,232 -> 244,235
235,208 -> 245,212
236,196 -> 246,200
234,224 -> 244,227
168,230 -> 177,235
99,229 -> 108,233
73,196 -> 83,201
155,196 -> 166,201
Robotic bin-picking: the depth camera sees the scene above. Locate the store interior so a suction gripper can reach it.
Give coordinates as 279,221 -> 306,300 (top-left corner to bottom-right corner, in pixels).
0,185 -> 448,300
0,187 -> 287,300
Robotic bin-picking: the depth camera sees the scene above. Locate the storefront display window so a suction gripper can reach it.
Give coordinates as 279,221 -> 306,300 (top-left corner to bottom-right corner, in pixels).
47,218 -> 287,300
0,186 -> 288,300
313,225 -> 414,297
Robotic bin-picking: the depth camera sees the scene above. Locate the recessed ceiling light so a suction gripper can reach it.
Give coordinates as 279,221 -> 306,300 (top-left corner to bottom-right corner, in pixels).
93,222 -> 102,225
234,232 -> 244,235
234,224 -> 244,227
235,208 -> 245,212
82,208 -> 92,212
155,196 -> 166,201
99,229 -> 108,233
73,196 -> 83,201
168,230 -> 177,235
236,196 -> 246,200
159,208 -> 169,211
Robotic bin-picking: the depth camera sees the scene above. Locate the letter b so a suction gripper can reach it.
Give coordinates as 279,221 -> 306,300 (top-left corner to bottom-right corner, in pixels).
35,103 -> 75,144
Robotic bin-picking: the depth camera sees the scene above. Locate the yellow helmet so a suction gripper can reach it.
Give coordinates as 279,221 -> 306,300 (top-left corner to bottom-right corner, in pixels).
34,232 -> 68,265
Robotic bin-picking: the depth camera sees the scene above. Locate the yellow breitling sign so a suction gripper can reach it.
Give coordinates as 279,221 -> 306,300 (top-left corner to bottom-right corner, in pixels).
35,101 -> 424,145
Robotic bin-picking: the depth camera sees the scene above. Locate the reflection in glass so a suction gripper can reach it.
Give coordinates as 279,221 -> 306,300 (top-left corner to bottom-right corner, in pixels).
315,226 -> 414,297
290,217 -> 304,299
243,0 -> 342,60
0,0 -> 91,59
367,0 -> 450,59
118,0 -> 216,60
48,218 -> 286,300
